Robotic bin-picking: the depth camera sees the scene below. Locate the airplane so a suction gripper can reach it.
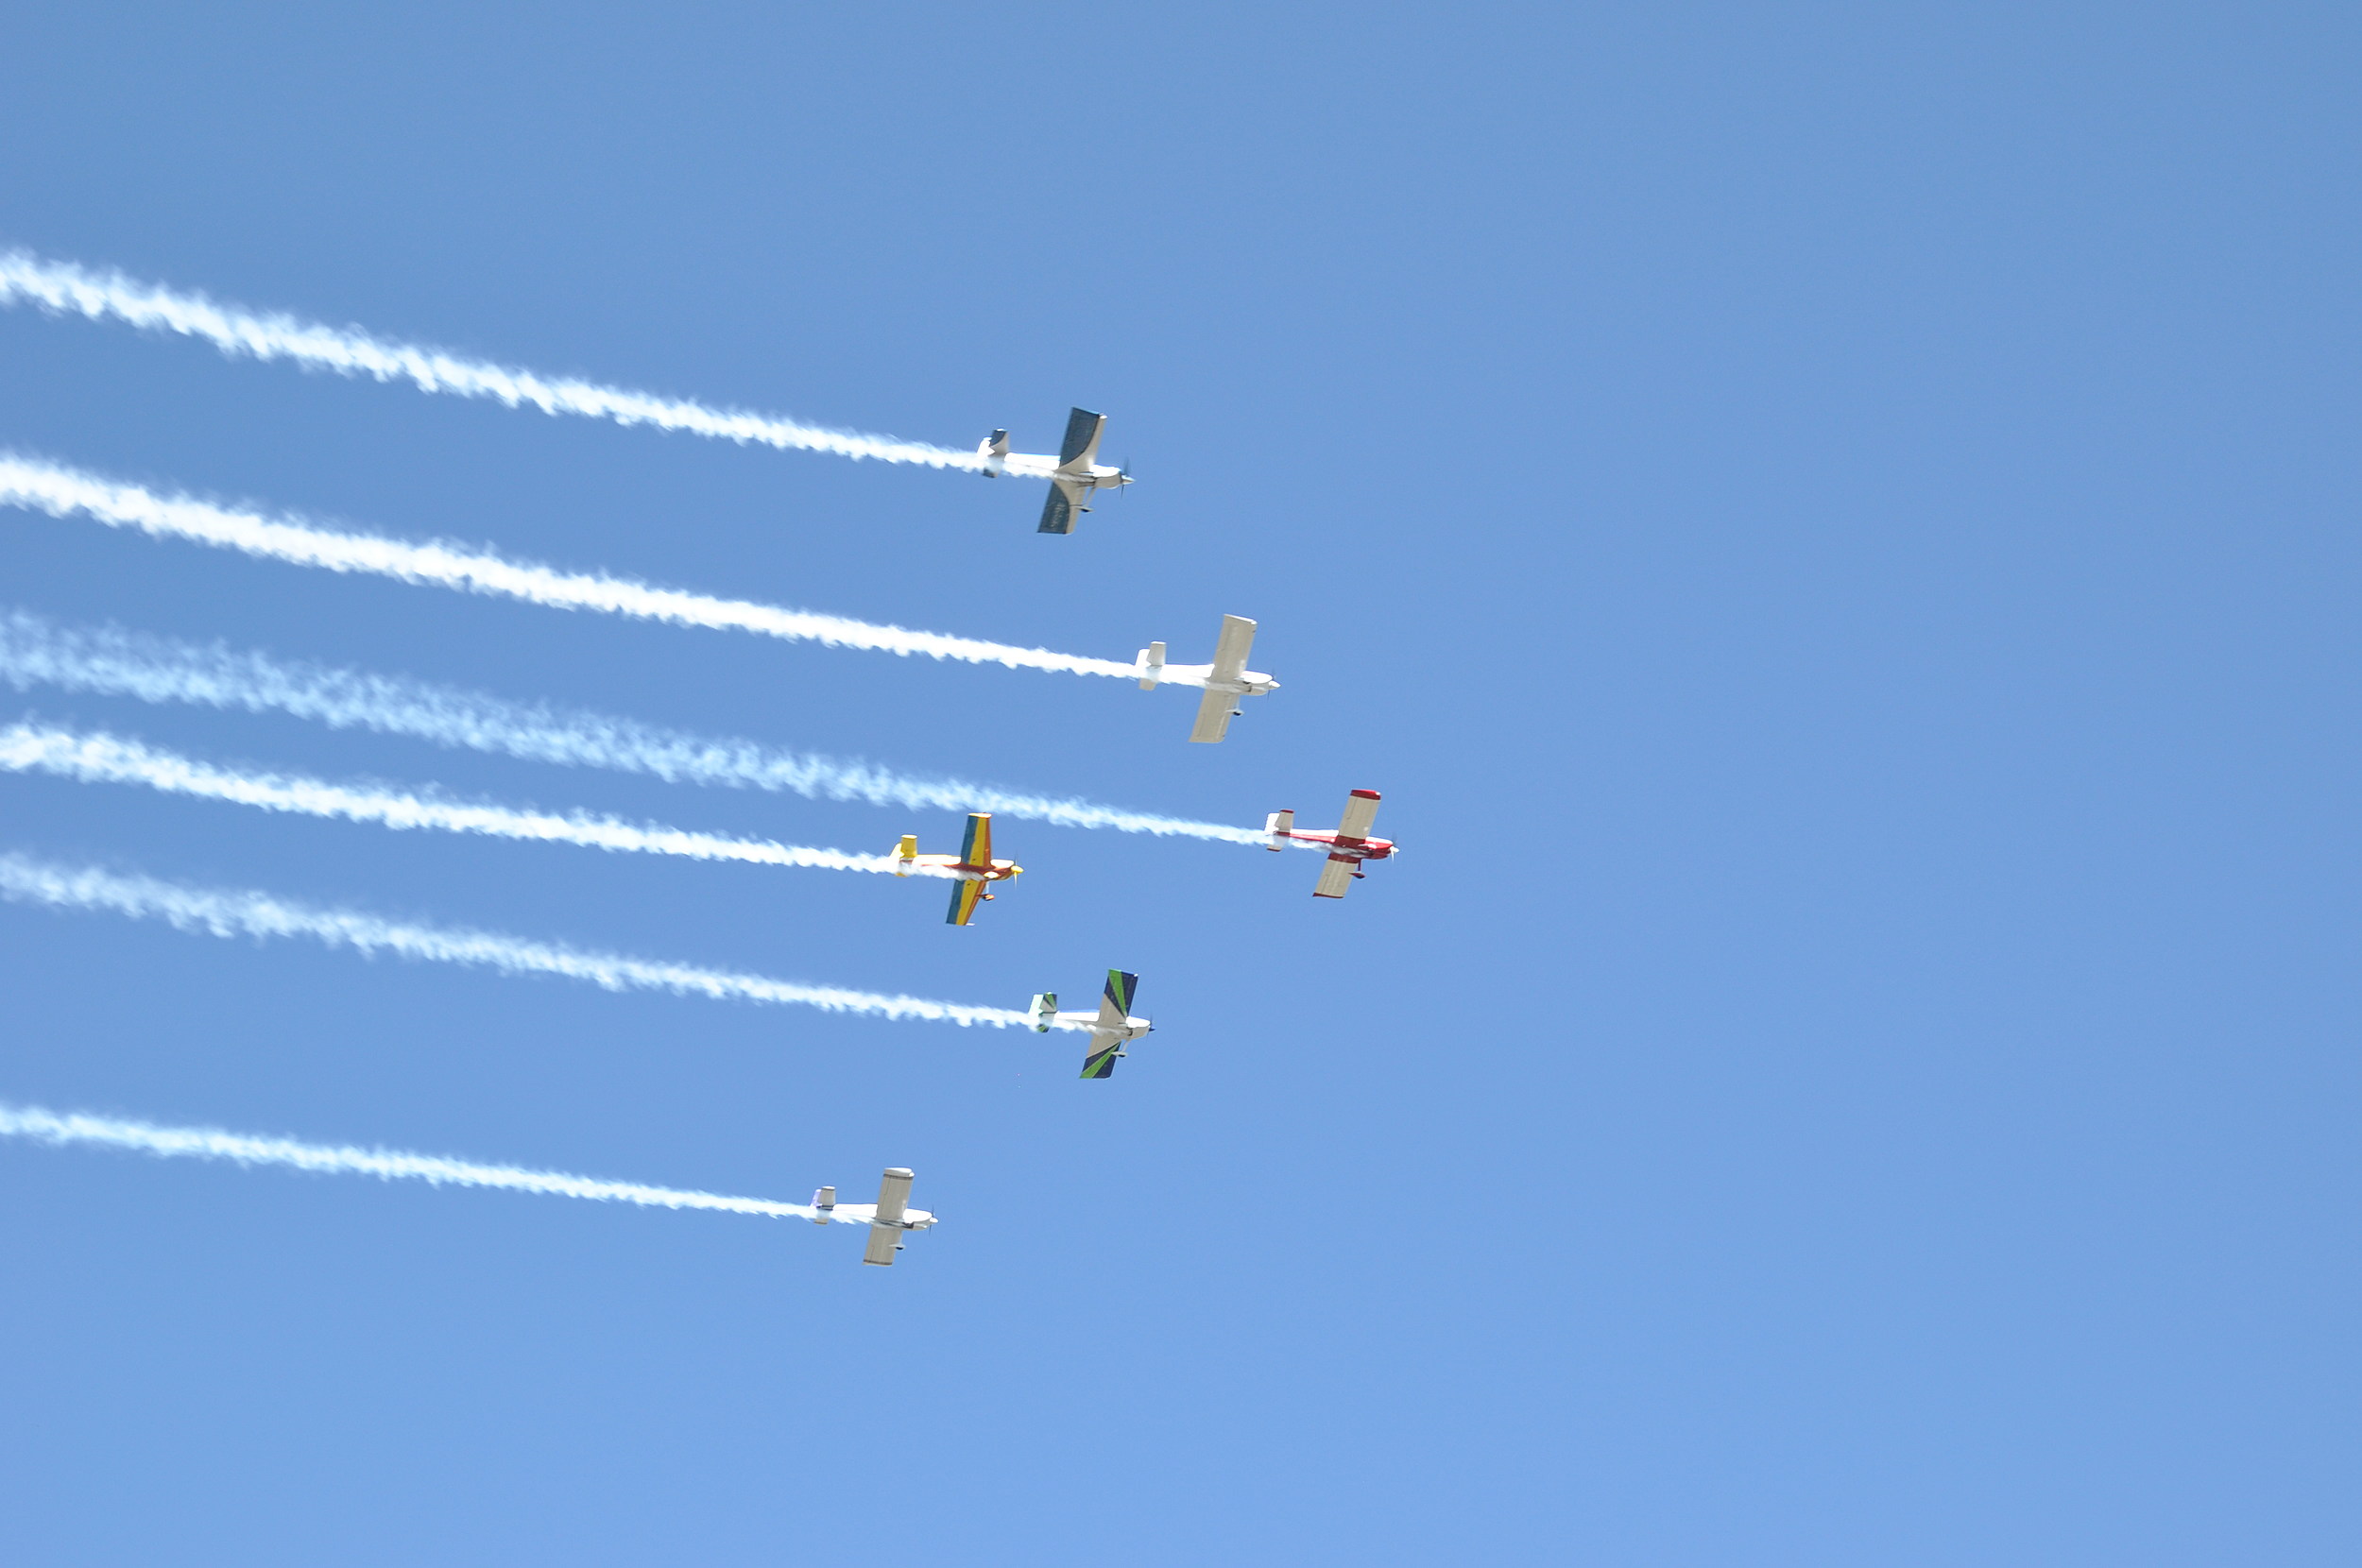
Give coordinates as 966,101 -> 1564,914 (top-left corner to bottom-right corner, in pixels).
976,407 -> 1133,534
1267,789 -> 1397,898
808,1167 -> 937,1267
892,812 -> 1022,925
1134,614 -> 1280,742
1028,969 -> 1154,1079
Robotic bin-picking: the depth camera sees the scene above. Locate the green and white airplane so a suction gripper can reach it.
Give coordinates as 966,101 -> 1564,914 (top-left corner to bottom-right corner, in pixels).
1028,970 -> 1154,1079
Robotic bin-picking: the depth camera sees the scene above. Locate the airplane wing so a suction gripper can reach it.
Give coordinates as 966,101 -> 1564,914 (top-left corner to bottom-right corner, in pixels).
1080,970 -> 1138,1079
1189,686 -> 1238,744
1207,615 -> 1258,683
1055,407 -> 1107,472
1037,476 -> 1086,535
959,812 -> 993,868
1313,855 -> 1357,899
875,1167 -> 913,1222
1096,969 -> 1138,1028
862,1167 -> 915,1266
945,878 -> 984,925
1080,1036 -> 1122,1079
1337,789 -> 1381,842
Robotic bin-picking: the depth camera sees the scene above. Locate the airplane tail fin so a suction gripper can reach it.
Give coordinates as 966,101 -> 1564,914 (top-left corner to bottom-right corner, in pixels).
978,429 -> 1009,471
1028,993 -> 1058,1032
1265,810 -> 1295,849
893,834 -> 918,874
1136,641 -> 1166,690
810,1185 -> 835,1225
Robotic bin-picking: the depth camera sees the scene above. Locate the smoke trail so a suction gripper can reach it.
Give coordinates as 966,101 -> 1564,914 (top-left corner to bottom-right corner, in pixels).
0,247 -> 983,470
0,610 -> 1266,843
0,1100 -> 852,1223
0,452 -> 1150,680
0,720 -> 955,876
0,851 -> 1044,1028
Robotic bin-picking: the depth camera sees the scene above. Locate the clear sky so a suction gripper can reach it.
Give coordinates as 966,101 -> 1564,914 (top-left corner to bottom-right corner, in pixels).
0,5 -> 2352,1563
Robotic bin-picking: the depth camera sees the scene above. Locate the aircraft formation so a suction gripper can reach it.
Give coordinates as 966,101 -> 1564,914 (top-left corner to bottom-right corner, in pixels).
0,250 -> 1397,1268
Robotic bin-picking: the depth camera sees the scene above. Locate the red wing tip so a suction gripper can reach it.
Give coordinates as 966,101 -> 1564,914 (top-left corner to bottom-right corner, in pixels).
1349,789 -> 1380,799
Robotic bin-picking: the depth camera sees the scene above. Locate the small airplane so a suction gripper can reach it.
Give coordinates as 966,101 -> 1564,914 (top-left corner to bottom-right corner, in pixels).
976,407 -> 1132,534
1134,614 -> 1280,742
809,1167 -> 937,1267
1267,789 -> 1397,898
893,812 -> 1022,925
1028,969 -> 1154,1079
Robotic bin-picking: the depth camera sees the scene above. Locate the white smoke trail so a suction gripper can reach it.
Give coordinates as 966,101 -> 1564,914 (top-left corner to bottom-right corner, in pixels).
0,851 -> 1043,1028
0,610 -> 1266,843
0,247 -> 983,470
0,720 -> 952,876
0,452 -> 1149,680
0,1100 -> 855,1223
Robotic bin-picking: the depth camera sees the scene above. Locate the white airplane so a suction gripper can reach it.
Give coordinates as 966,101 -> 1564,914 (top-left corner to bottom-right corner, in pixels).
1134,614 -> 1280,742
976,407 -> 1132,534
808,1167 -> 938,1267
1267,789 -> 1397,899
1028,969 -> 1154,1079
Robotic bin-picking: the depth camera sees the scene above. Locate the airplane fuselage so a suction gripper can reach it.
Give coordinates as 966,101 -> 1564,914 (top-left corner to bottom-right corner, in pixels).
1274,830 -> 1395,864
904,855 -> 1021,883
983,454 -> 1129,493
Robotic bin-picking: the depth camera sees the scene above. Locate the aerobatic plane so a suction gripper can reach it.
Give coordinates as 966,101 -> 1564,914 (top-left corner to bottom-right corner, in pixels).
1267,789 -> 1397,898
893,812 -> 1021,925
809,1167 -> 937,1268
975,407 -> 1132,534
1028,970 -> 1154,1079
1134,614 -> 1280,742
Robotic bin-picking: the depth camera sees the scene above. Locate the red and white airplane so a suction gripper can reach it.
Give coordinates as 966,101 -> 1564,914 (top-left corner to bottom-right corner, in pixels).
1266,789 -> 1396,898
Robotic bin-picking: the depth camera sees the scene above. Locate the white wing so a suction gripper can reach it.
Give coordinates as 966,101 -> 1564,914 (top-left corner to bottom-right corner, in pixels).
1207,615 -> 1258,684
873,1167 -> 914,1225
1336,790 -> 1381,841
1313,856 -> 1356,899
862,1225 -> 902,1267
1190,687 -> 1237,743
1054,407 -> 1107,474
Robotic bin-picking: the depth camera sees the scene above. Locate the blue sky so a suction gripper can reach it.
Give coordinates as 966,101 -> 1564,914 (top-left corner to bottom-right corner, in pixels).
0,4 -> 2353,1562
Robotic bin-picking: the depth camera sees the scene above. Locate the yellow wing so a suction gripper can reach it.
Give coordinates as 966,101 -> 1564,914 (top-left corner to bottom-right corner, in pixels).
945,878 -> 984,926
958,812 -> 993,868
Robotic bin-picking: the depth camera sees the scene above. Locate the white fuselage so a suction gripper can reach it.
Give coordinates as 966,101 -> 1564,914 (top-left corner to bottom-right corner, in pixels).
987,452 -> 1129,492
1053,1011 -> 1153,1043
813,1202 -> 936,1230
